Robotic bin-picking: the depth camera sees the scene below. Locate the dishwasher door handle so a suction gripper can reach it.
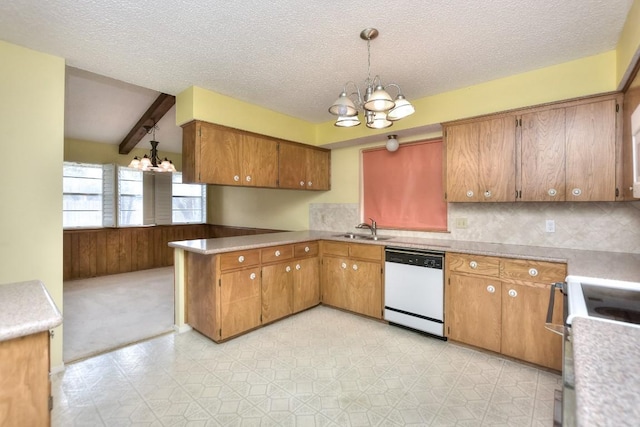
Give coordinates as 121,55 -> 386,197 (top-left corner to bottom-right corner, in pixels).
545,282 -> 564,336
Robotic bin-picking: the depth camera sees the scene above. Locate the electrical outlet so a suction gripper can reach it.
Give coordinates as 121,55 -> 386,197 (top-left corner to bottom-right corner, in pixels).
545,219 -> 555,233
455,218 -> 468,229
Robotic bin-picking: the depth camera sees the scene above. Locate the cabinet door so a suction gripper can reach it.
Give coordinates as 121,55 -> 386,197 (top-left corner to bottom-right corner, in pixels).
501,282 -> 563,370
262,262 -> 293,324
478,117 -> 517,201
243,135 -> 278,187
220,268 -> 261,339
293,257 -> 320,313
520,108 -> 566,201
447,274 -> 502,353
565,99 -> 617,201
199,123 -> 243,186
347,260 -> 382,319
446,122 -> 480,201
278,142 -> 308,189
306,149 -> 330,190
321,256 -> 349,309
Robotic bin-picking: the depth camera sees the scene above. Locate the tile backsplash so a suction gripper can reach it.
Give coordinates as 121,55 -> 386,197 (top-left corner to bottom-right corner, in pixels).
310,201 -> 640,253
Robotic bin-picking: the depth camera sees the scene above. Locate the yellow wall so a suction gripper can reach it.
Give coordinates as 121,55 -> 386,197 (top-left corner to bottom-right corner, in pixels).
65,138 -> 183,170
617,0 -> 640,87
0,41 -> 65,370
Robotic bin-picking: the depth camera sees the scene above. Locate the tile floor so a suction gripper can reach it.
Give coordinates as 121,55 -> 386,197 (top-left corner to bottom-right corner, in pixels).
52,306 -> 561,426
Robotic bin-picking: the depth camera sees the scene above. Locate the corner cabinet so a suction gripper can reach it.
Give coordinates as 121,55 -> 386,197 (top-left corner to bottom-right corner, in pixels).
445,252 -> 566,370
320,241 -> 383,319
443,92 -> 623,202
181,120 -> 330,191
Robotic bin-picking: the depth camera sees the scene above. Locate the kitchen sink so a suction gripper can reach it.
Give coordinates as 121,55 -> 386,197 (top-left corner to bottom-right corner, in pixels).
333,233 -> 393,241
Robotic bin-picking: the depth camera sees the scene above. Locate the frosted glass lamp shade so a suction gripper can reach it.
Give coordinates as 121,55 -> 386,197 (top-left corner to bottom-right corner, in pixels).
335,115 -> 361,127
363,85 -> 395,112
386,135 -> 399,152
387,95 -> 415,121
128,156 -> 140,169
329,92 -> 358,116
367,112 -> 392,129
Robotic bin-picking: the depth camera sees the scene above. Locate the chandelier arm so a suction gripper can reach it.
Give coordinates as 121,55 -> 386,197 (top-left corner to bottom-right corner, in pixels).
343,81 -> 363,107
384,83 -> 403,98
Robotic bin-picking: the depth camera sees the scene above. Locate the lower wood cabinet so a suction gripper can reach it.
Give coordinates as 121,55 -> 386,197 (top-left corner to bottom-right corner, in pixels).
0,331 -> 51,427
445,252 -> 565,370
220,267 -> 262,340
292,257 -> 320,313
321,241 -> 383,319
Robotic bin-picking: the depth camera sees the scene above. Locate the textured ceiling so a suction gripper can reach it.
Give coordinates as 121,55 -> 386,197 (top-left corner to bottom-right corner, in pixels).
0,0 -> 634,153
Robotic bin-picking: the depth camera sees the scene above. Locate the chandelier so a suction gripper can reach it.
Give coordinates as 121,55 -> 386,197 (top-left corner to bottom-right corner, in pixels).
328,28 -> 415,129
128,123 -> 176,172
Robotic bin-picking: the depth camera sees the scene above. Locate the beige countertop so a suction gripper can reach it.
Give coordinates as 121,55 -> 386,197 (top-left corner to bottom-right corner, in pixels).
572,317 -> 640,426
0,280 -> 63,342
169,230 -> 640,282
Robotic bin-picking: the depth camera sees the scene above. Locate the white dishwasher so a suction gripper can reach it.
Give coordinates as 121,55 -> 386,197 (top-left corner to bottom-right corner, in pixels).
384,247 -> 445,338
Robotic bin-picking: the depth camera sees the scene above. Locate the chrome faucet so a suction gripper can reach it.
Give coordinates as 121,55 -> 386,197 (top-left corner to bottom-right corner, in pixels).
356,218 -> 377,237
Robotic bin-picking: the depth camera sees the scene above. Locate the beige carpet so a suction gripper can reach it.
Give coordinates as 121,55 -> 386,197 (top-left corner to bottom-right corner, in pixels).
63,267 -> 174,363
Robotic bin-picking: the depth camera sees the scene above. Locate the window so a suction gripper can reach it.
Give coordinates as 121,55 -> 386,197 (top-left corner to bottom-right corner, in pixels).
361,139 -> 447,231
63,163 -> 207,229
172,173 -> 207,224
63,163 -> 104,228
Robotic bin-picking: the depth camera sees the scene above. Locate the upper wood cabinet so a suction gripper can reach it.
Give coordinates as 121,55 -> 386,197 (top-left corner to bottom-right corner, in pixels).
445,116 -> 517,202
278,141 -> 331,191
443,92 -> 623,203
181,120 -> 330,191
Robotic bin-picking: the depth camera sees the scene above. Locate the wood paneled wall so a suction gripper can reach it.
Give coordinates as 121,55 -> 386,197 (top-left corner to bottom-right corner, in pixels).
63,224 -> 282,281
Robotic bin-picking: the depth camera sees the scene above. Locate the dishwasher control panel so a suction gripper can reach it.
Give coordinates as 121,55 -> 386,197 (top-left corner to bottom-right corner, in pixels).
385,248 -> 444,269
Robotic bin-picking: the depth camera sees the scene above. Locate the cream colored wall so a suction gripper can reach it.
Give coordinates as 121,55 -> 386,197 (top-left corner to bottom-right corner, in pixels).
616,0 -> 640,87
0,41 -> 65,370
65,138 -> 183,170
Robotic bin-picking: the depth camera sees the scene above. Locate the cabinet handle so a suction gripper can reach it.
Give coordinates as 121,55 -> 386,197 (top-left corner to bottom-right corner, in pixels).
233,175 -> 240,182
275,250 -> 281,257
299,180 -> 305,187
487,285 -> 496,293
249,272 -> 256,280
469,261 -> 478,269
308,181 -> 313,187
548,188 -> 557,197
246,175 -> 252,182
341,262 -> 347,269
238,255 -> 245,263
352,264 -> 358,271
508,289 -> 518,298
572,188 -> 582,196
466,190 -> 474,198
285,266 -> 291,273
528,268 -> 538,277
296,264 -> 301,271
484,190 -> 492,198
304,246 -> 310,253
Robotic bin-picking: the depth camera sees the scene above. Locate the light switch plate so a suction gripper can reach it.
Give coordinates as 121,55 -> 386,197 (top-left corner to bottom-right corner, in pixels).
546,219 -> 555,233
455,218 -> 468,229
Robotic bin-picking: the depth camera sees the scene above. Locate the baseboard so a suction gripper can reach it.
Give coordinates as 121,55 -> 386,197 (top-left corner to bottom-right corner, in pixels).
174,324 -> 192,334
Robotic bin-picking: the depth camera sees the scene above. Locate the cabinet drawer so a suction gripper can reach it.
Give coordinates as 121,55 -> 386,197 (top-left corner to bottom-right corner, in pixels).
219,249 -> 260,271
322,241 -> 349,257
261,245 -> 294,264
447,253 -> 500,277
349,243 -> 383,261
500,258 -> 566,283
294,241 -> 319,258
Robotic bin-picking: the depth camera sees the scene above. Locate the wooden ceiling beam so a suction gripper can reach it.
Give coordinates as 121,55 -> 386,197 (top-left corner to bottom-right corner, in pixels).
118,93 -> 176,154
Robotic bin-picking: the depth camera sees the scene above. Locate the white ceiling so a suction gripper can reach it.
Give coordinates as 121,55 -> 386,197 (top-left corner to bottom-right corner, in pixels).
0,1 -> 634,153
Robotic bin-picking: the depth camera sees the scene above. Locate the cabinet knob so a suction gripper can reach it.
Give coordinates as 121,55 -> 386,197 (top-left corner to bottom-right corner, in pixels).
572,188 -> 582,196
296,264 -> 301,271
466,190 -> 474,198
285,266 -> 291,273
299,180 -> 305,187
352,264 -> 358,271
469,261 -> 478,269
508,289 -> 518,298
528,268 -> 538,277
308,181 -> 313,187
275,250 -> 281,257
487,285 -> 496,293
548,188 -> 557,197
304,246 -> 310,253
249,272 -> 256,280
341,262 -> 347,269
484,190 -> 492,198
238,255 -> 245,263
233,175 -> 240,182
246,175 -> 252,182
